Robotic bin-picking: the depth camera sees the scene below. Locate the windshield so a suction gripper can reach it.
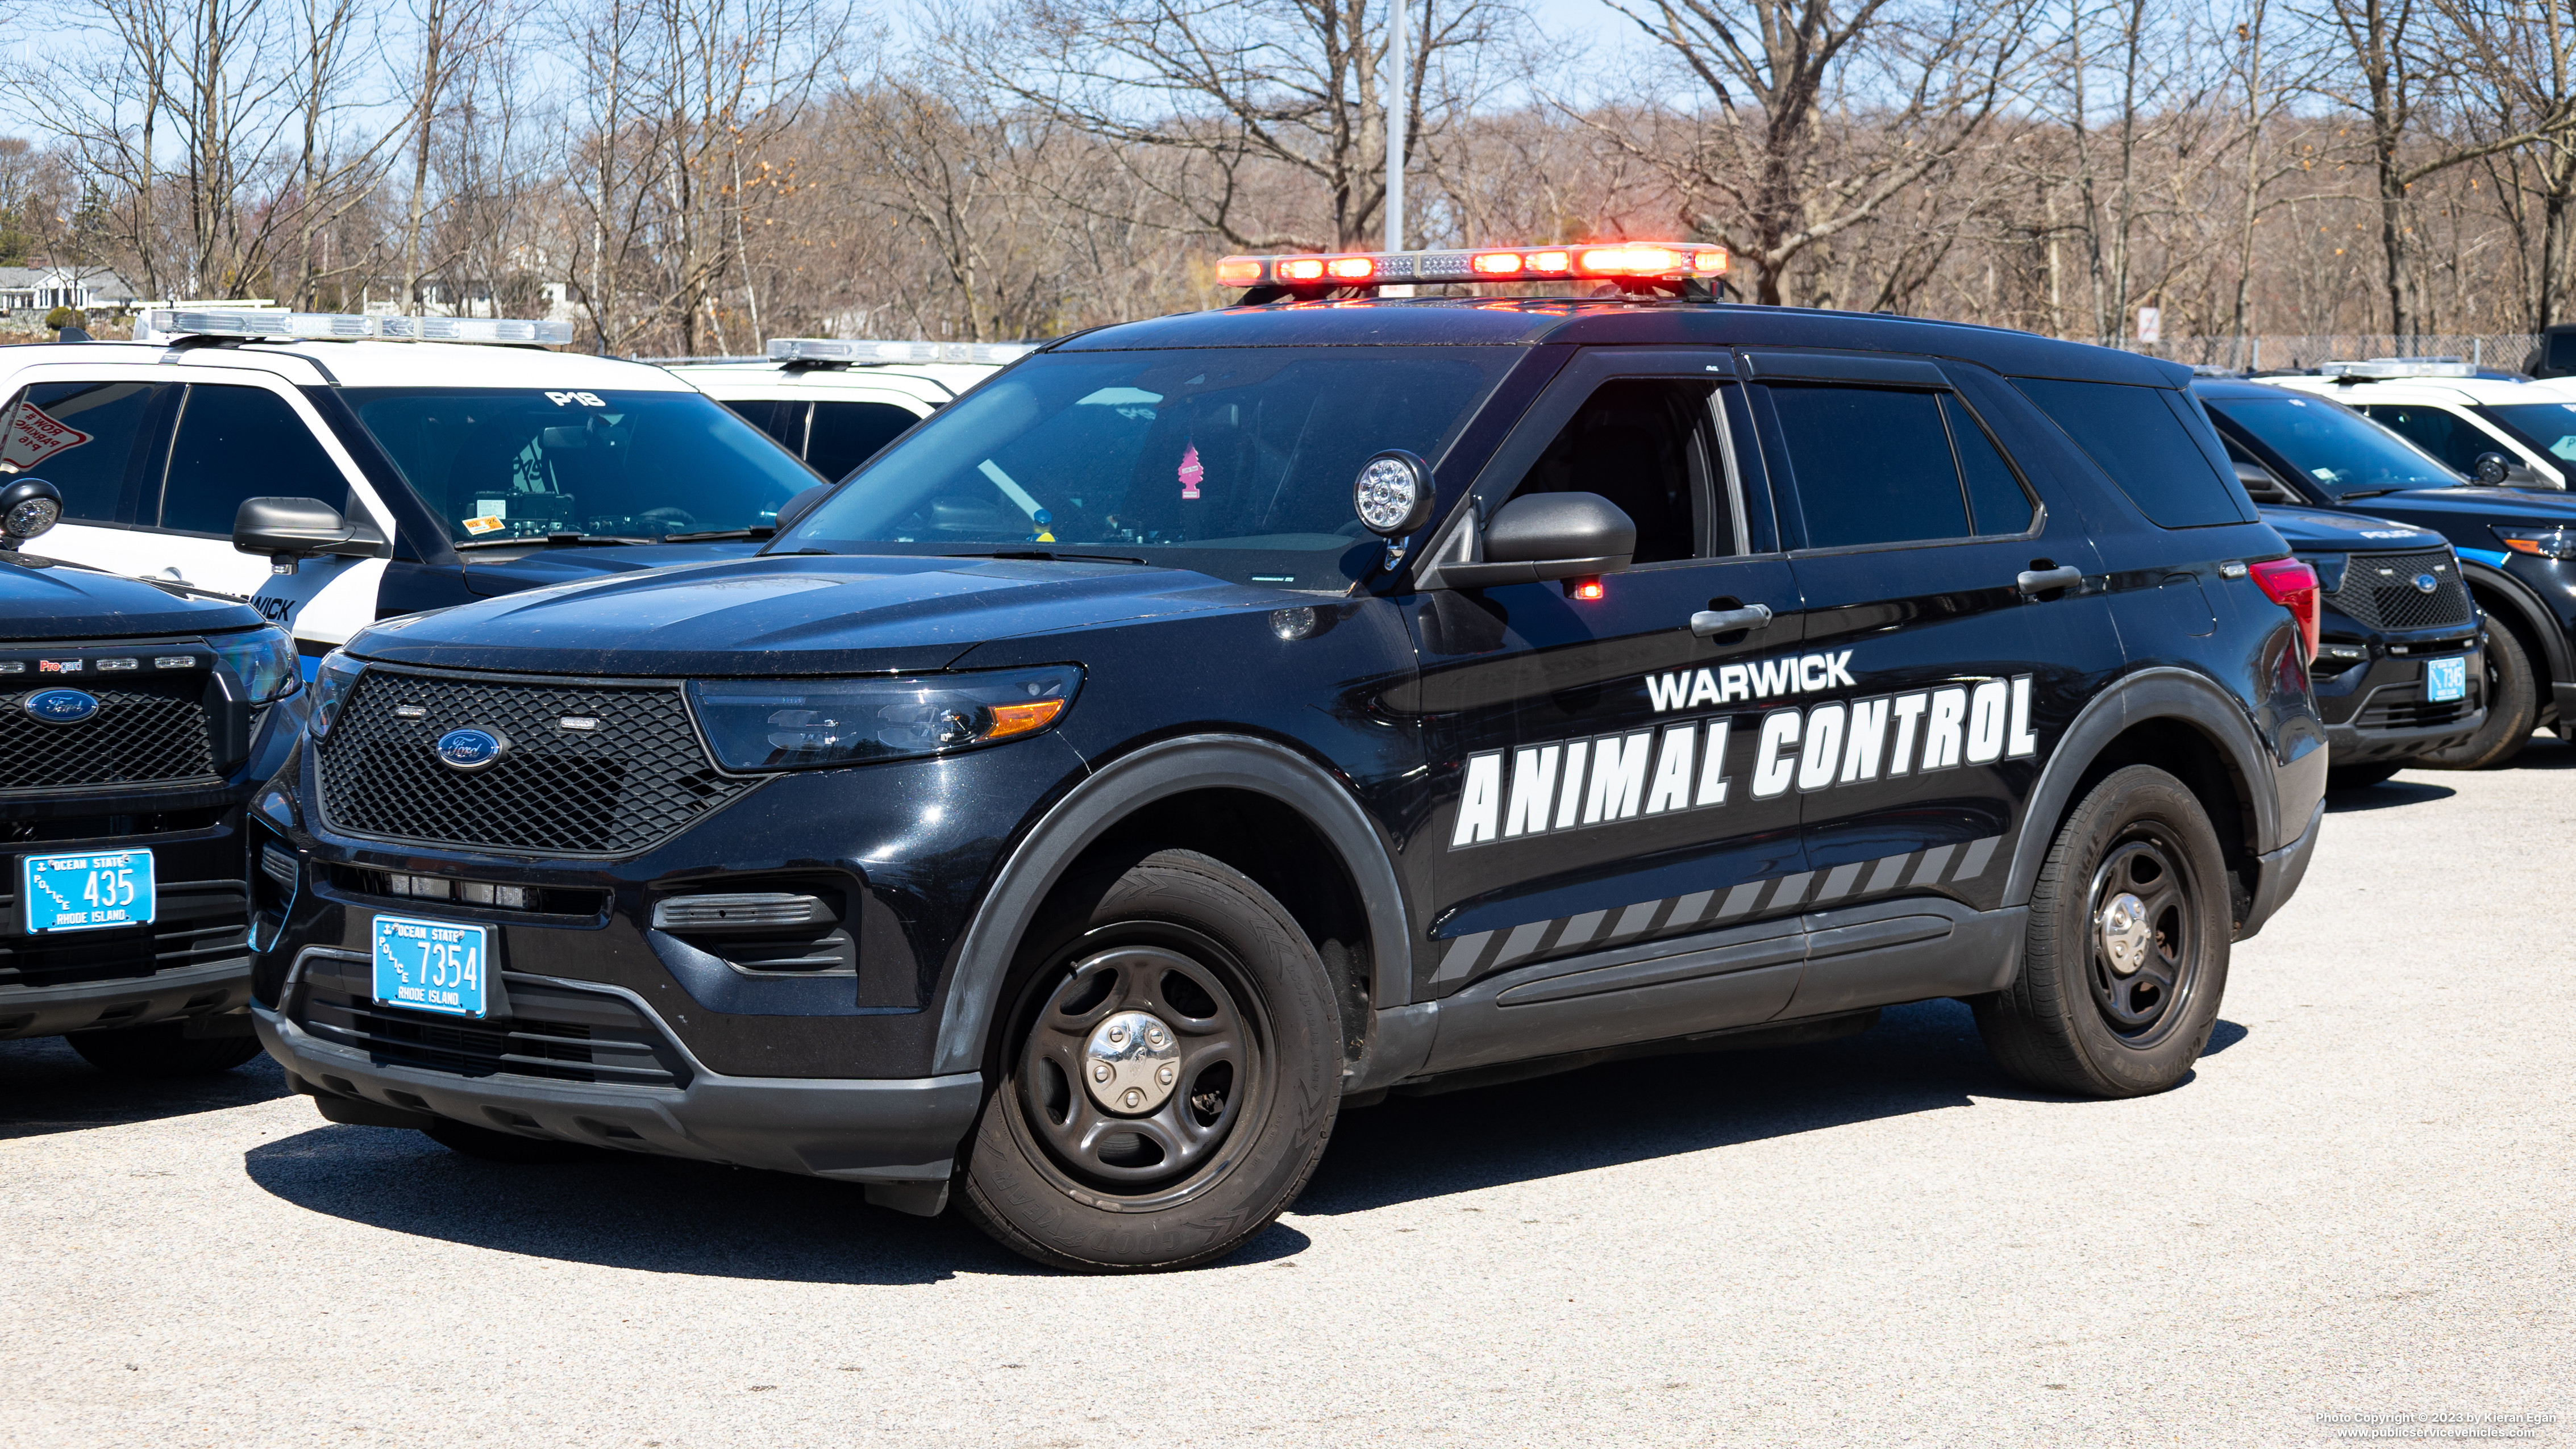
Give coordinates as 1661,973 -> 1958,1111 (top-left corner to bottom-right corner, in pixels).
2474,402 -> 2576,463
343,388 -> 819,544
2201,394 -> 2463,496
773,346 -> 1521,588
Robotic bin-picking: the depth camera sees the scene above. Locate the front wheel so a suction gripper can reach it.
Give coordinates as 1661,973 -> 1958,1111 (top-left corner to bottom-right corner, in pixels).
1973,765 -> 2232,1098
958,850 -> 1343,1272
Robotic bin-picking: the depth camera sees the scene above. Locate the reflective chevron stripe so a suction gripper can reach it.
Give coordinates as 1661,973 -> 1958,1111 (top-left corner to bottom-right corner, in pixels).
1429,834 -> 2007,985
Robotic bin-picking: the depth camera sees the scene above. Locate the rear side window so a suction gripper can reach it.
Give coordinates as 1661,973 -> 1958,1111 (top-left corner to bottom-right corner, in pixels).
2013,378 -> 2251,527
808,401 -> 921,481
1944,395 -> 2037,535
1766,385 -> 1970,548
2,381 -> 170,522
160,385 -> 348,535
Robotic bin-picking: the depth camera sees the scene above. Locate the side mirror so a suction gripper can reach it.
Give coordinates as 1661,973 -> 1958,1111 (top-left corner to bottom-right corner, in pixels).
1428,492 -> 1637,589
0,476 -> 63,551
776,483 -> 831,531
233,496 -> 386,575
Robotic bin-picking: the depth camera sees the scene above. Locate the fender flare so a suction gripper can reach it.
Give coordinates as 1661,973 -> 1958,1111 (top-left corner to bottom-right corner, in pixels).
930,734 -> 1414,1077
2458,560 -> 2568,685
2003,667 -> 2282,911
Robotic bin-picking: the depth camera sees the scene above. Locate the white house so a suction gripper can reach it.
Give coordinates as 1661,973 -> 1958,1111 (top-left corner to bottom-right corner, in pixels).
0,267 -> 140,313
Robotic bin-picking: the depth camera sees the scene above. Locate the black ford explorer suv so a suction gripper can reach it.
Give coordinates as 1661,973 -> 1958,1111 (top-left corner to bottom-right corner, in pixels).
2252,504 -> 2484,787
249,244 -> 2327,1271
2,478 -> 303,1073
2197,376 -> 2576,768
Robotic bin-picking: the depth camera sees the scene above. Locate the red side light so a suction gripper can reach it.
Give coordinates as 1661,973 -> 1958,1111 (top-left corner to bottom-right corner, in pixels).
1214,256 -> 1263,287
2248,558 -> 2321,663
1578,244 -> 1684,276
1692,248 -> 1729,274
1277,257 -> 1327,282
1567,577 -> 1604,601
1326,256 -> 1377,281
1526,249 -> 1572,274
1471,252 -> 1524,276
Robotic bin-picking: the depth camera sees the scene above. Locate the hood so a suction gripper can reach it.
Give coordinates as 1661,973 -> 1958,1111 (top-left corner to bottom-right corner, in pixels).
348,552 -> 1264,676
2315,485 -> 2576,557
0,556 -> 267,642
2257,505 -> 2448,553
460,539 -> 771,597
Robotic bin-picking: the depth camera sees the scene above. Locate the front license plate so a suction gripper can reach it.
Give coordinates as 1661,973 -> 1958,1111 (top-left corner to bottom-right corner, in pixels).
2426,655 -> 2469,703
19,850 -> 155,934
372,914 -> 489,1019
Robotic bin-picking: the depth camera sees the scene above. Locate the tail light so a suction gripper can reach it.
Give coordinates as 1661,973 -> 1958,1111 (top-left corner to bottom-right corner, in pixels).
2248,557 -> 2321,662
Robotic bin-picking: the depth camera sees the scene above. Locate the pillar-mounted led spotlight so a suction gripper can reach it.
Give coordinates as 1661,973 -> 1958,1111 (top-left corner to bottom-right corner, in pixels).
0,477 -> 63,552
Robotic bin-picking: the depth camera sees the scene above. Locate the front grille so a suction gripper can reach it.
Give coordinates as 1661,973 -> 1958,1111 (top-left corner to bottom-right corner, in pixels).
2329,550 -> 2474,632
317,668 -> 755,856
2357,683 -> 2472,731
1,686 -> 217,793
294,956 -> 690,1089
0,883 -> 249,989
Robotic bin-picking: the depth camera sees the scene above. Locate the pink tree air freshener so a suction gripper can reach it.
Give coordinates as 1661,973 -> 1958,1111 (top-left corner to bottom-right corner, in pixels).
1178,443 -> 1204,500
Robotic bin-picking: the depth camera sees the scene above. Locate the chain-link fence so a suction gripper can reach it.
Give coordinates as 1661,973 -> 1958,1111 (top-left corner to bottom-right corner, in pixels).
2088,334 -> 2546,373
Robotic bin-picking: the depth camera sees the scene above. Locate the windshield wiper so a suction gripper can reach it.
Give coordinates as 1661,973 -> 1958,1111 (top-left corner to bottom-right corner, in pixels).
941,549 -> 1149,565
2335,487 -> 2406,498
455,531 -> 655,549
661,526 -> 776,543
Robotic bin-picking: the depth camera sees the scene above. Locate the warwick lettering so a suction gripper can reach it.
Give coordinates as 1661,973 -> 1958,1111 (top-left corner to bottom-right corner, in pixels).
1450,671 -> 2042,849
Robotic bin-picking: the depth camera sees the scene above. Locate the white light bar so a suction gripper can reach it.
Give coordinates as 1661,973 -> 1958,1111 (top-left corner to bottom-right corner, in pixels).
144,309 -> 571,346
1214,241 -> 1730,291
2319,357 -> 2477,379
767,337 -> 1035,365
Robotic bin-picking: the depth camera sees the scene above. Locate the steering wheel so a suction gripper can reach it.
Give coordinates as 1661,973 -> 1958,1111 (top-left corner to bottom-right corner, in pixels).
639,506 -> 700,532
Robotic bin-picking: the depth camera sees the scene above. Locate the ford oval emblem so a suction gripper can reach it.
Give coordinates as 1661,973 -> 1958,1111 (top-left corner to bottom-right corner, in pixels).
434,726 -> 509,772
2413,572 -> 2440,593
22,688 -> 98,724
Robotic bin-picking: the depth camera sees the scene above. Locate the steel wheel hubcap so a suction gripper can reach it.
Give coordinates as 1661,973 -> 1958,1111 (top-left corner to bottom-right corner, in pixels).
1015,942 -> 1255,1190
2084,834 -> 2198,1040
1084,1010 -> 1181,1114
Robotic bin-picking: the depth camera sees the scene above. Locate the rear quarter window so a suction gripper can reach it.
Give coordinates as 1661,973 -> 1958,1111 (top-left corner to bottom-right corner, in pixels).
2013,378 -> 2254,528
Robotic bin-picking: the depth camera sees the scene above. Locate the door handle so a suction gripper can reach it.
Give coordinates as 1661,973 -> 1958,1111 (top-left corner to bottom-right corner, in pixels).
2016,566 -> 2084,596
1690,603 -> 1775,637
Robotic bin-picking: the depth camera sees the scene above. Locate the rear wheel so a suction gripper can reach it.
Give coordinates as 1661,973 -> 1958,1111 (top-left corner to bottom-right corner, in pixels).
66,1020 -> 263,1077
958,850 -> 1342,1273
1974,765 -> 2231,1098
2414,625 -> 2536,769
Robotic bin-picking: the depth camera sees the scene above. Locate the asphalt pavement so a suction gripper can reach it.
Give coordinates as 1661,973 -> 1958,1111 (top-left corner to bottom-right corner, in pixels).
6,744 -> 2571,1448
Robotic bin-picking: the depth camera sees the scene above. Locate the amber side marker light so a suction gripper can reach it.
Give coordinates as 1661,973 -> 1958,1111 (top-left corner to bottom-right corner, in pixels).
986,698 -> 1067,740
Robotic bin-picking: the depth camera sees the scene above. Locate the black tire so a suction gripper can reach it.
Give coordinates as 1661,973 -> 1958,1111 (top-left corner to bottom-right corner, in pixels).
2324,761 -> 2404,792
1972,765 -> 2232,1098
66,1020 -> 264,1077
421,1117 -> 600,1164
958,849 -> 1342,1273
2414,625 -> 2536,769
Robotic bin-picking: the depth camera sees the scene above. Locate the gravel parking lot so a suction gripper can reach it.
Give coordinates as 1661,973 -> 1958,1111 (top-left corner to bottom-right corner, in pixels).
5,745 -> 2570,1448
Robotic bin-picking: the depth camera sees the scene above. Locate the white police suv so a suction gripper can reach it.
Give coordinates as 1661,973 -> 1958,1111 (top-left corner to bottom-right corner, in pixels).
0,310 -> 825,669
2265,359 -> 2576,489
667,338 -> 1029,483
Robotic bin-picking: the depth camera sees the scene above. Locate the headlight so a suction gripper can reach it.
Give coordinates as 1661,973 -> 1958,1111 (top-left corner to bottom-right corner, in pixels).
306,649 -> 365,738
207,626 -> 301,705
2494,526 -> 2576,559
688,665 -> 1081,772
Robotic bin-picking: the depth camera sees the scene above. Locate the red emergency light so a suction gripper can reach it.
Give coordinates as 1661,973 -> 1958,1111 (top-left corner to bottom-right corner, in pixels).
1215,242 -> 1729,296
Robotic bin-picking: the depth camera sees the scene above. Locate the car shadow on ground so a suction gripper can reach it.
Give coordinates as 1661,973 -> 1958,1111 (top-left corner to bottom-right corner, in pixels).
238,999 -> 2248,1280
2325,780 -> 2457,813
1295,998 -> 2127,1218
0,1035 -> 291,1140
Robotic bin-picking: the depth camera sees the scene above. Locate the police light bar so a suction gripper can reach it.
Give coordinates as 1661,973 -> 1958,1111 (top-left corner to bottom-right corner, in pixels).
2319,357 -> 2477,379
1213,242 -> 1729,291
767,338 -> 1036,365
143,309 -> 573,346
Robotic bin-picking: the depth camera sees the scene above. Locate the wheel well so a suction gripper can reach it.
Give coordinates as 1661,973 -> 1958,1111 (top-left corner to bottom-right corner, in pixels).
1058,789 -> 1375,1064
2468,579 -> 2558,698
2059,717 -> 2261,926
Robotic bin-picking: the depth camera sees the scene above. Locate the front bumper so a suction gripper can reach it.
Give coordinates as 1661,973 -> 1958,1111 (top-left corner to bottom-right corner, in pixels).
255,948 -> 983,1185
0,956 -> 251,1039
1,817 -> 253,1040
2310,640 -> 2484,764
